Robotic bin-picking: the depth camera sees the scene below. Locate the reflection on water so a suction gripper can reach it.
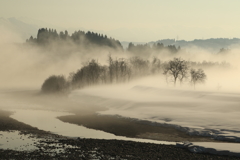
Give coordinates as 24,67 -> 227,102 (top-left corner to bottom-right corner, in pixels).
0,131 -> 38,151
0,130 -> 79,152
10,109 -> 175,145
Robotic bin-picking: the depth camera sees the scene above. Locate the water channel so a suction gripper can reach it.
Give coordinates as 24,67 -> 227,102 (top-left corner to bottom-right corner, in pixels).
0,109 -> 175,151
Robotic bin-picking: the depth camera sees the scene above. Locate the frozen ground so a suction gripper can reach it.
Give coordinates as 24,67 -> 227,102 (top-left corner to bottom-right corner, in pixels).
71,85 -> 240,141
69,81 -> 240,156
177,141 -> 240,157
1,79 -> 240,156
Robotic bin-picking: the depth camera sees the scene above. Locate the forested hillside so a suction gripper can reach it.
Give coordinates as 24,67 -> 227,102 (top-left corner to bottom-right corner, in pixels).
26,28 -> 123,51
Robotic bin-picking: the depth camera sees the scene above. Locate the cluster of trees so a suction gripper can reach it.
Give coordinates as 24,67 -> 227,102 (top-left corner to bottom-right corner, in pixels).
153,38 -> 240,52
71,59 -> 109,88
163,58 -> 207,88
26,28 -> 123,50
41,75 -> 69,94
27,29 -> 183,58
189,60 -> 230,69
127,42 -> 181,56
41,56 -> 207,93
190,69 -> 207,89
70,56 -> 162,89
218,48 -> 230,54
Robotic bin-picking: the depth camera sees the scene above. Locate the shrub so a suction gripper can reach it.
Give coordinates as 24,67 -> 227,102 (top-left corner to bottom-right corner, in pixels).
41,75 -> 68,93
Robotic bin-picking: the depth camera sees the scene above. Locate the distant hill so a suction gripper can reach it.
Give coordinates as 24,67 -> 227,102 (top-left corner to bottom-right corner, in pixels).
122,38 -> 240,52
149,38 -> 240,52
1,17 -> 240,52
121,41 -> 146,49
0,17 -> 39,41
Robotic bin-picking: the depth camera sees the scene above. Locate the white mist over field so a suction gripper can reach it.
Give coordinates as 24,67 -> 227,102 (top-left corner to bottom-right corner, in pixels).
70,79 -> 240,155
72,81 -> 240,139
1,25 -> 240,156
0,27 -> 118,88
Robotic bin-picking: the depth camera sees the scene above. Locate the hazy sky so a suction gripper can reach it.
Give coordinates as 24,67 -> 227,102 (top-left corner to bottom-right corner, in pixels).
1,0 -> 240,42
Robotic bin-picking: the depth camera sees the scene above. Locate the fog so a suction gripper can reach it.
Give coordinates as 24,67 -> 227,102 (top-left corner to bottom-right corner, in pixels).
1,27 -> 240,156
1,26 -> 240,92
69,74 -> 240,144
1,26 -> 240,127
0,27 -> 123,88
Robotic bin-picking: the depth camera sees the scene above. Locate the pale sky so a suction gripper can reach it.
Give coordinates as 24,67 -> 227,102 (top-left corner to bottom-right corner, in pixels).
1,0 -> 240,42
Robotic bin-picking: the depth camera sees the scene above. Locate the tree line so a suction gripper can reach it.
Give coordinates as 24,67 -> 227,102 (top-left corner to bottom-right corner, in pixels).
127,42 -> 181,56
26,28 -> 123,50
26,28 -> 185,57
41,56 -> 211,94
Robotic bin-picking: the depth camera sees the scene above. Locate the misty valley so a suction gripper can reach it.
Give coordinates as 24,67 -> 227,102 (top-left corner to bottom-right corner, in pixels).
1,27 -> 240,159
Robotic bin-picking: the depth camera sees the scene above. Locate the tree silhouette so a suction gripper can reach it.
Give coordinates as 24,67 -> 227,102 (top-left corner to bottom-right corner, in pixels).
151,57 -> 161,74
163,58 -> 188,86
190,68 -> 207,89
72,59 -> 103,88
127,42 -> 181,56
129,57 -> 149,78
27,28 -> 123,50
108,55 -> 114,83
178,61 -> 189,85
41,75 -> 68,93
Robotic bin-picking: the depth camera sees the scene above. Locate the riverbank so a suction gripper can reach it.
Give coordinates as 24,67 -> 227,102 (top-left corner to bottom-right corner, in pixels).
0,89 -> 240,159
1,89 -> 219,142
2,138 -> 239,160
1,109 -> 239,159
58,113 -> 218,142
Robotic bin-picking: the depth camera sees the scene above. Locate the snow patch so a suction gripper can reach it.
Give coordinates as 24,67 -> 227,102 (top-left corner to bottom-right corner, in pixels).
177,142 -> 240,157
70,85 -> 240,143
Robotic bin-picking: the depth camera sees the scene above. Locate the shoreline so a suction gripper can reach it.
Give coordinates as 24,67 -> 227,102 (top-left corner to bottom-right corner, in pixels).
0,109 -> 240,159
0,89 -> 240,159
58,113 -> 219,143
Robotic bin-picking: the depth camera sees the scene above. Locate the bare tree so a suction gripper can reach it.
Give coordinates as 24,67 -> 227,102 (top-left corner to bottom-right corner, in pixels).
190,68 -> 207,89
99,65 -> 108,84
178,62 -> 189,85
163,58 -> 188,86
108,55 -> 114,83
129,56 -> 149,78
71,59 -> 102,88
108,55 -> 131,83
119,58 -> 127,82
151,57 -> 161,74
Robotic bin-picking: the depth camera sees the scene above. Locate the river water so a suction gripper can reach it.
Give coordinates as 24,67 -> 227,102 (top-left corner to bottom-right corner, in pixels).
9,109 -> 175,145
1,90 -> 240,157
